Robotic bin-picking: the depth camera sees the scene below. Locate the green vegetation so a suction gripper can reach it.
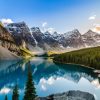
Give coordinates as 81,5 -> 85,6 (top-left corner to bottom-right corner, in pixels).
12,84 -> 19,100
4,62 -> 37,100
53,46 -> 100,69
20,48 -> 34,58
23,62 -> 37,100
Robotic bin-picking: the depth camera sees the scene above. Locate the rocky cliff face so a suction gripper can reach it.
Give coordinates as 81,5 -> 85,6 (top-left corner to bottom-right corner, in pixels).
31,27 -> 100,49
31,28 -> 86,49
36,90 -> 95,100
31,27 -> 62,50
6,22 -> 100,52
82,30 -> 100,46
7,22 -> 36,50
61,29 -> 85,48
0,24 -> 21,56
31,27 -> 45,48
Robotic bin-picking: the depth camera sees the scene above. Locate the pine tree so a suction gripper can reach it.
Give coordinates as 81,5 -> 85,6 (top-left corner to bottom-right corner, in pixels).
5,95 -> 8,100
23,62 -> 36,100
12,84 -> 19,100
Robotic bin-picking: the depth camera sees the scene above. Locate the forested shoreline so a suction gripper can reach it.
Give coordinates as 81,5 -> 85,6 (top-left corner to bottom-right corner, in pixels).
53,47 -> 100,69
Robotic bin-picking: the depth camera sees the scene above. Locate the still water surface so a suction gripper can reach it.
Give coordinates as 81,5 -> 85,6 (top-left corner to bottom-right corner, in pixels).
0,57 -> 100,100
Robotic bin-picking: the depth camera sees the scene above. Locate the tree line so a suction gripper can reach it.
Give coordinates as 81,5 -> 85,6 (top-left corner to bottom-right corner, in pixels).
53,46 -> 100,69
4,62 -> 37,100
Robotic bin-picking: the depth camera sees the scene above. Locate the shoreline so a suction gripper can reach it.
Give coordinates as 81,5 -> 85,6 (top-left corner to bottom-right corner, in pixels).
53,60 -> 96,70
36,90 -> 95,100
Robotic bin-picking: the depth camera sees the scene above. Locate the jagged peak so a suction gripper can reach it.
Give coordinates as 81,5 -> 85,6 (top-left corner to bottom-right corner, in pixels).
72,29 -> 80,33
31,27 -> 41,33
65,29 -> 80,34
6,21 -> 31,35
44,31 -> 51,34
84,29 -> 99,36
7,21 -> 28,28
64,29 -> 81,37
87,29 -> 93,33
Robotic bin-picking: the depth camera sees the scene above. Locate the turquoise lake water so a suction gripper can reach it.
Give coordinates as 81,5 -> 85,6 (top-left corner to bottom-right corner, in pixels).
0,57 -> 100,100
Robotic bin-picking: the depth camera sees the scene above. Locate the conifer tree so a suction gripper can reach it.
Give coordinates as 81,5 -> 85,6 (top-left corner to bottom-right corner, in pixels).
5,95 -> 8,100
23,62 -> 36,100
12,84 -> 19,100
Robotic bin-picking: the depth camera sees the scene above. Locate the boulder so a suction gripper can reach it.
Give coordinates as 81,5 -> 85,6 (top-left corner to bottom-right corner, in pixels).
36,90 -> 95,100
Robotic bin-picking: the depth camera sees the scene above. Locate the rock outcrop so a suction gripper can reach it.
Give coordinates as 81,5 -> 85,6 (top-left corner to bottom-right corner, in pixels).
82,30 -> 100,46
0,46 -> 20,60
62,29 -> 85,48
31,27 -> 62,50
7,22 -> 36,49
36,90 -> 95,100
5,22 -> 100,52
0,24 -> 21,56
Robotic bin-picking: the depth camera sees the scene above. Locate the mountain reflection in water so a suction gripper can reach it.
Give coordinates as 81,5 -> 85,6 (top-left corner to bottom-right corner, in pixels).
0,57 -> 100,100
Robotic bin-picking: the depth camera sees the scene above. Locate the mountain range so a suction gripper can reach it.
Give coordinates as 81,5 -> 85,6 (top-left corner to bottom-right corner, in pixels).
0,21 -> 100,58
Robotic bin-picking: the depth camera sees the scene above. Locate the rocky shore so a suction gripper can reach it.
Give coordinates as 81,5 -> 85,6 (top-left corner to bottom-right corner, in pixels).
36,90 -> 95,100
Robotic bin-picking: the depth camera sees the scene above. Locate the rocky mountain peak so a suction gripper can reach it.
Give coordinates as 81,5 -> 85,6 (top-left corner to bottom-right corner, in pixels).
0,24 -> 13,41
53,31 -> 59,35
64,29 -> 81,38
44,31 -> 51,37
7,21 -> 26,27
7,22 -> 36,47
31,27 -> 41,33
72,29 -> 80,33
4,22 -> 100,52
7,21 -> 30,34
84,29 -> 99,37
0,24 -> 21,55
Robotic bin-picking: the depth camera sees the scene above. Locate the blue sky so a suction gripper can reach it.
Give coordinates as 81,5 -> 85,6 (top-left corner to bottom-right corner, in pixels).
0,0 -> 100,33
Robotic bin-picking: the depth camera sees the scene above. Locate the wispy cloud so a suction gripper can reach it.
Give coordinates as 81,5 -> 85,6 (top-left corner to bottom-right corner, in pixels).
42,22 -> 56,34
0,18 -> 13,26
42,22 -> 47,27
0,87 -> 11,94
39,77 -> 55,91
47,27 -> 55,34
42,22 -> 48,32
92,24 -> 100,33
89,15 -> 96,20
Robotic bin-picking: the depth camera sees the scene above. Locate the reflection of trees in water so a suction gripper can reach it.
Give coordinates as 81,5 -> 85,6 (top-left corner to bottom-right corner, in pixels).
24,61 -> 37,100
0,58 -> 100,90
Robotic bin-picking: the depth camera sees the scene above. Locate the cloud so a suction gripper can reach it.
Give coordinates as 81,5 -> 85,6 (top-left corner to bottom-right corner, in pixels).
47,28 -> 55,34
42,22 -> 56,34
92,24 -> 100,33
42,22 -> 58,34
42,22 -> 48,32
42,22 -> 47,27
1,18 -> 13,25
0,87 -> 11,94
39,77 -> 55,91
89,15 -> 96,20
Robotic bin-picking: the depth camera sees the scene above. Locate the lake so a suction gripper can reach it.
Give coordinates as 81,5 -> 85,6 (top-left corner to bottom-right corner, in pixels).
0,57 -> 100,100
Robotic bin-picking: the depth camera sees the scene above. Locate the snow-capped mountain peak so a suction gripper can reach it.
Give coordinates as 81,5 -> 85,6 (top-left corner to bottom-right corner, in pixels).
31,27 -> 41,33
5,22 -> 100,51
83,30 -> 99,37
64,29 -> 81,38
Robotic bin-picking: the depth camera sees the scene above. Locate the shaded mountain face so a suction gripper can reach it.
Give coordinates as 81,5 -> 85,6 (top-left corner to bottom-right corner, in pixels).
61,29 -> 85,48
82,30 -> 100,46
31,28 -> 85,49
31,27 -> 62,50
31,27 -> 45,48
6,22 -> 100,52
0,24 -> 21,55
7,22 -> 36,49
